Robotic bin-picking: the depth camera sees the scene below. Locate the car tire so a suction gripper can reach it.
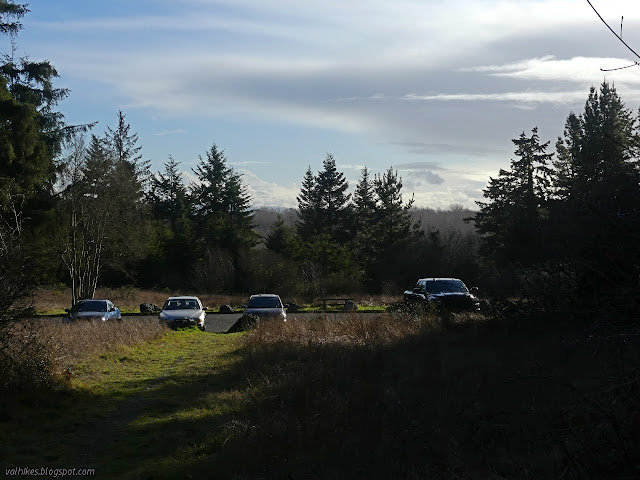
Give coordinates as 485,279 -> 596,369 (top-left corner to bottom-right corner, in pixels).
199,324 -> 206,332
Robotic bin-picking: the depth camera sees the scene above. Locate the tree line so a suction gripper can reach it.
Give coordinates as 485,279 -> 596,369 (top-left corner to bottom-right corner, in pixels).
2,1 -> 640,323
473,81 -> 640,321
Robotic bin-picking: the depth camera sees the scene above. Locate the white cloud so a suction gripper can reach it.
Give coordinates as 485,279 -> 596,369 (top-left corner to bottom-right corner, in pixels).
238,169 -> 299,208
465,56 -> 640,86
404,90 -> 587,105
154,129 -> 185,136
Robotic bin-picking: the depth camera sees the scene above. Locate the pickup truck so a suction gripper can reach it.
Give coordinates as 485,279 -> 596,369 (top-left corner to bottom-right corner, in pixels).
403,277 -> 480,311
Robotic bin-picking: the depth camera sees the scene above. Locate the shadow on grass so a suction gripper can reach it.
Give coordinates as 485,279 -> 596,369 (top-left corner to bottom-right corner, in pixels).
3,316 -> 640,480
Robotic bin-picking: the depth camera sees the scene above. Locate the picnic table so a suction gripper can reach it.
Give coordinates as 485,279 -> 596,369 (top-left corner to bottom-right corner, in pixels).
321,298 -> 354,311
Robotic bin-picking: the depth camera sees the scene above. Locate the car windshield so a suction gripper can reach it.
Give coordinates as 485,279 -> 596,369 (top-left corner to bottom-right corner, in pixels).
425,280 -> 468,294
248,296 -> 282,308
72,300 -> 107,312
163,299 -> 199,310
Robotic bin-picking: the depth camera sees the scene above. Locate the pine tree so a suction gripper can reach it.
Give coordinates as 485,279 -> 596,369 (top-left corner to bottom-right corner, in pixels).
105,110 -> 150,197
0,1 -> 28,35
151,155 -> 189,230
552,82 -> 640,301
190,144 -> 256,252
315,154 -> 351,241
0,1 -> 75,205
555,82 -> 639,210
266,215 -> 295,254
474,128 -> 553,265
353,166 -> 376,227
296,166 -> 319,241
352,167 -> 377,272
373,167 -> 413,246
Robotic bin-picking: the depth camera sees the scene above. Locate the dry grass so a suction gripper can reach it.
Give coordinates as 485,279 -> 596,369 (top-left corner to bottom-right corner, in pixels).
31,287 -> 402,313
41,318 -> 167,371
32,287 -> 250,313
207,311 -> 640,479
0,317 -> 168,389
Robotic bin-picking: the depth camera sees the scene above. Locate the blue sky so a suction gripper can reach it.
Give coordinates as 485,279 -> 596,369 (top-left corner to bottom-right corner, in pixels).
11,0 -> 640,208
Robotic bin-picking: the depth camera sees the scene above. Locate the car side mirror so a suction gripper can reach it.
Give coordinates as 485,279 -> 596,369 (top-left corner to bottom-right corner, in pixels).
470,287 -> 479,295
65,308 -> 70,313
284,304 -> 290,309
241,305 -> 247,309
109,307 -> 116,312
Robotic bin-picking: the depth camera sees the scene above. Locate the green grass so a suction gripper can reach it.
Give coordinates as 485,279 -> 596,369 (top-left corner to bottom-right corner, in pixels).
2,328 -> 246,478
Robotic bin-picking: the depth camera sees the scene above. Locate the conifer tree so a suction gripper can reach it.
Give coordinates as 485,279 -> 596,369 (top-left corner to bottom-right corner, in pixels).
296,166 -> 319,241
151,155 -> 189,230
373,167 -> 413,247
191,144 -> 256,252
315,154 -> 351,241
552,82 -> 640,300
266,214 -> 295,255
474,128 -> 553,265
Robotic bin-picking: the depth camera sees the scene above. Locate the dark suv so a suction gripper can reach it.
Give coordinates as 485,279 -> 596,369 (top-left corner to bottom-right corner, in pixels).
403,278 -> 480,311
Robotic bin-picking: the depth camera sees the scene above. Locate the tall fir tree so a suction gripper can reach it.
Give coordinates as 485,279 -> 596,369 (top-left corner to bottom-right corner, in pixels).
150,155 -> 189,231
552,82 -> 640,303
373,167 -> 413,247
352,166 -> 377,272
315,154 -> 351,241
296,166 -> 319,241
474,128 -> 553,265
191,144 -> 256,253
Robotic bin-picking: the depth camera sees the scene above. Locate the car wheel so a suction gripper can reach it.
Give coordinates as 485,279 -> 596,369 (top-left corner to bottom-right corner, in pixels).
199,324 -> 206,332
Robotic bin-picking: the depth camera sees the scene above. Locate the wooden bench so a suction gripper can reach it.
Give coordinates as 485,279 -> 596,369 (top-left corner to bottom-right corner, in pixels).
321,298 -> 354,311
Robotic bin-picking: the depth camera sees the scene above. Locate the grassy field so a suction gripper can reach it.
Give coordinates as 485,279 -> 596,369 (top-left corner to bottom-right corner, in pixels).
2,312 -> 640,479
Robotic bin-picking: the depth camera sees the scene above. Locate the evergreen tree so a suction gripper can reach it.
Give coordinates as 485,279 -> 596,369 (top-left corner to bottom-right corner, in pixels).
373,167 -> 414,246
265,214 -> 295,255
105,110 -> 150,197
353,166 -> 376,229
352,167 -> 378,277
0,1 -> 93,287
0,1 -> 27,35
552,82 -> 640,304
555,82 -> 639,210
191,144 -> 256,252
0,1 -> 82,207
474,128 -> 553,265
151,155 -> 189,230
315,154 -> 351,241
296,166 -> 319,241
146,156 -> 193,288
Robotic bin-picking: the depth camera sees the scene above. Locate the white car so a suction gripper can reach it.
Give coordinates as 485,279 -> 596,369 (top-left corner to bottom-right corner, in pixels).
245,294 -> 287,321
158,296 -> 207,331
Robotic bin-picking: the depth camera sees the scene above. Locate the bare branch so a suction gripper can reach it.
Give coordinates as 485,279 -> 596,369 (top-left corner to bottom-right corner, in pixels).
587,0 -> 640,62
601,61 -> 639,72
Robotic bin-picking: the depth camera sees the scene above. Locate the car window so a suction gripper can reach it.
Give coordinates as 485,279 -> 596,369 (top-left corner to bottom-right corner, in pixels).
163,299 -> 200,310
72,300 -> 107,312
248,297 -> 282,308
425,280 -> 468,294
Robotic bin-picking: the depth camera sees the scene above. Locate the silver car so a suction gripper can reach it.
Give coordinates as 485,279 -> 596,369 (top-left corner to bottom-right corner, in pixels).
158,296 -> 207,331
245,294 -> 287,321
63,299 -> 121,323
